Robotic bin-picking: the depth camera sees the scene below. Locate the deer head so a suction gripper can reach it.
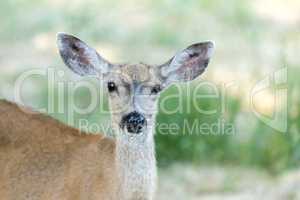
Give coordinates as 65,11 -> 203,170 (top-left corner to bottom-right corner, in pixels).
57,33 -> 214,136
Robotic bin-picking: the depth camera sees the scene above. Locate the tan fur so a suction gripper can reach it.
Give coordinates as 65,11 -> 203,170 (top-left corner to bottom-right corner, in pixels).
0,100 -> 117,200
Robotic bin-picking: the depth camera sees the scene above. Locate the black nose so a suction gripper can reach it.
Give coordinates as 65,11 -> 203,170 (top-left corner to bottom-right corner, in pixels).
121,111 -> 146,134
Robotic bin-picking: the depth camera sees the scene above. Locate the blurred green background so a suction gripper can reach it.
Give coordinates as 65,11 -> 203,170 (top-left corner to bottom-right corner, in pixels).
0,0 -> 300,198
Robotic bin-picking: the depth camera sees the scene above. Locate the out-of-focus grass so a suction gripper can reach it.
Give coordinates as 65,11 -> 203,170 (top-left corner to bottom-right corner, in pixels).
155,70 -> 300,173
0,0 -> 299,174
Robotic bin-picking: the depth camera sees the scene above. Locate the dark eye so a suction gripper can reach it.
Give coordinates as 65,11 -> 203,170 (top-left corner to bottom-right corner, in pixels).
107,81 -> 117,92
150,85 -> 161,94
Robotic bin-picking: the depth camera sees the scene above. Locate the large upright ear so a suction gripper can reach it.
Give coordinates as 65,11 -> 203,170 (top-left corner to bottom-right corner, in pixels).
158,41 -> 214,86
57,33 -> 112,76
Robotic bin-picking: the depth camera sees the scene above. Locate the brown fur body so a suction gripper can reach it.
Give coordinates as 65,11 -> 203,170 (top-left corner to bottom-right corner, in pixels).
0,100 -> 117,200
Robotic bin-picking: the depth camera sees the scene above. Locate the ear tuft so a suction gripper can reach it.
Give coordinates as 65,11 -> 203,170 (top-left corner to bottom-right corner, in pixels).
159,41 -> 214,85
57,33 -> 111,76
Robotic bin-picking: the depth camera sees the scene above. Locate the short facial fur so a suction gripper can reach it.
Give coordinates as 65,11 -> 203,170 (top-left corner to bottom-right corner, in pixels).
57,33 -> 214,134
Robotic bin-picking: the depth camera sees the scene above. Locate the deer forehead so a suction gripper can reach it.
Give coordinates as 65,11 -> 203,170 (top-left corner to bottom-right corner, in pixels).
117,64 -> 160,85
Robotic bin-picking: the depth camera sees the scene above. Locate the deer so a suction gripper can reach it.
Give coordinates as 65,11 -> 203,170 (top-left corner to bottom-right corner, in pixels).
0,33 -> 214,200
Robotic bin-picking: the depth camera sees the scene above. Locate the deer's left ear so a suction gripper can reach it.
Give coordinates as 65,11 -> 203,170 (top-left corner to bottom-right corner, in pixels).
158,41 -> 214,86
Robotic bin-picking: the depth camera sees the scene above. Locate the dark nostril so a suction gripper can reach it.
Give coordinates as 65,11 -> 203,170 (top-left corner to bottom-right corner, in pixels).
121,111 -> 146,133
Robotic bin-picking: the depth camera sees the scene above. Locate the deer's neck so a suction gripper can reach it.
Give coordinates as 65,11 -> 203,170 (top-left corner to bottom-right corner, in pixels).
115,125 -> 157,200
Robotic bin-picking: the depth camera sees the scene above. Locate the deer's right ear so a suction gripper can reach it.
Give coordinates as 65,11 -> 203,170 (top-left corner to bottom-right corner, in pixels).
57,33 -> 112,76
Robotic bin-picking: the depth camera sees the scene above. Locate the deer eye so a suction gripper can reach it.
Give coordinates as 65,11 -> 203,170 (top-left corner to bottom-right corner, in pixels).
107,81 -> 117,92
150,85 -> 161,94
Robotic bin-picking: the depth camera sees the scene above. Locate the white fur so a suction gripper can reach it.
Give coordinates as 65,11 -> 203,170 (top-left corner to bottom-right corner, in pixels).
115,123 -> 157,200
